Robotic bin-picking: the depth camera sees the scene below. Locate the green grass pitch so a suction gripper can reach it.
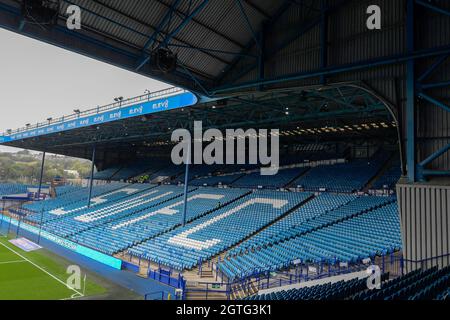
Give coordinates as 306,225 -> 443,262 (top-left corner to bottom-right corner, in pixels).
0,235 -> 106,300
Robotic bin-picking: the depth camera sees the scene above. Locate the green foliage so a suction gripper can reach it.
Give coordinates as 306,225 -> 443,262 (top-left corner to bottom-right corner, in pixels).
0,151 -> 91,184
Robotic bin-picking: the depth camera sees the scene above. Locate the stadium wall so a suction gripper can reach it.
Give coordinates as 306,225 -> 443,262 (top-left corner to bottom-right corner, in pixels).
397,181 -> 450,271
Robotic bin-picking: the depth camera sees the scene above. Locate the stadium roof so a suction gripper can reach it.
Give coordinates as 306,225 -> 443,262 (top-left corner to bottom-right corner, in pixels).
0,0 -> 334,97
0,83 -> 397,168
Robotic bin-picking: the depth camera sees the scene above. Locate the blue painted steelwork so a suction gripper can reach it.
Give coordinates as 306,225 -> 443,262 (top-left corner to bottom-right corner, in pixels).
181,141 -> 191,227
87,145 -> 96,208
320,0 -> 328,85
0,1 -> 208,93
168,43 -> 255,58
235,0 -> 261,52
160,0 -> 209,49
135,0 -> 183,71
410,0 -> 450,181
415,0 -> 450,18
417,55 -> 448,83
419,144 -> 450,167
213,42 -> 450,94
37,152 -> 46,200
406,0 -> 416,182
417,93 -> 450,113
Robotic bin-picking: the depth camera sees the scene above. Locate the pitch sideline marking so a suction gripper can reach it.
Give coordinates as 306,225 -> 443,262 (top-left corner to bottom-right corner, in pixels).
0,260 -> 26,265
0,241 -> 84,298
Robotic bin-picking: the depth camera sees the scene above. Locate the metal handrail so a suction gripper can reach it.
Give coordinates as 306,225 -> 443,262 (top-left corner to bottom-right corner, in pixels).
3,87 -> 186,136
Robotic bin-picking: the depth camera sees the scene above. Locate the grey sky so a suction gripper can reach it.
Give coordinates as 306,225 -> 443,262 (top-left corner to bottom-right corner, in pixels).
0,28 -> 170,152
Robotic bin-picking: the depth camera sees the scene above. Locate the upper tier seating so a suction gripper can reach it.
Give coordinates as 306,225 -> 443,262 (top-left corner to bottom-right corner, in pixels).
111,159 -> 159,181
219,198 -> 399,280
191,172 -> 245,187
69,187 -> 250,255
93,166 -> 121,180
231,167 -> 309,189
171,164 -> 221,184
128,191 -> 313,270
292,152 -> 390,192
372,159 -> 402,190
148,164 -> 185,182
54,185 -> 83,197
41,185 -> 187,238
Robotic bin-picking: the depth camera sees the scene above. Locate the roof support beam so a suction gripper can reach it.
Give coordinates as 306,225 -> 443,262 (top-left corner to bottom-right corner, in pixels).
234,0 -> 261,52
135,0 -> 183,70
155,0 -> 245,50
161,0 -> 210,48
136,0 -> 210,72
217,0 -> 293,83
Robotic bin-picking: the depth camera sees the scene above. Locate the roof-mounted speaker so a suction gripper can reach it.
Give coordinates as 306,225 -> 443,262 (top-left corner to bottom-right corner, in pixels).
150,47 -> 178,74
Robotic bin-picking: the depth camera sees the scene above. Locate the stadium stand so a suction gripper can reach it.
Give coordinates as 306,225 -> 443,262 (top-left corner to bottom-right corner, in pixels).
0,183 -> 30,196
128,191 -> 313,270
70,187 -> 250,255
170,164 -> 223,184
40,184 -> 187,238
353,266 -> 450,300
54,185 -> 83,197
292,152 -> 390,192
191,172 -> 245,187
229,193 -> 358,255
231,167 -> 309,189
372,159 -> 402,190
246,266 -> 450,300
93,166 -> 121,180
219,198 -> 400,280
21,182 -> 129,222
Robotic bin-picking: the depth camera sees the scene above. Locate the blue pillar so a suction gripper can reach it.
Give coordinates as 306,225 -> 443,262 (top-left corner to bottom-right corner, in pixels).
320,0 -> 328,84
87,145 -> 96,208
182,142 -> 191,226
406,0 -> 416,182
37,152 -> 46,200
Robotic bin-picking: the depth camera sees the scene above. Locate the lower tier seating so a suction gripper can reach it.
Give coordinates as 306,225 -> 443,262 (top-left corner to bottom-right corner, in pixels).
128,191 -> 313,270
245,266 -> 450,300
41,185 -> 189,238
219,199 -> 400,280
68,187 -> 250,255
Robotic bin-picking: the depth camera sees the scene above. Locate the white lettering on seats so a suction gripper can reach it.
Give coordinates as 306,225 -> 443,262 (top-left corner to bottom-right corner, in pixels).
49,188 -> 139,216
74,190 -> 173,223
167,198 -> 288,250
111,193 -> 225,230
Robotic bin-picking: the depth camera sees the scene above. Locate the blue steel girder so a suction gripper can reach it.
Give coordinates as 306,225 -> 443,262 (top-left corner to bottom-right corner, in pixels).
234,0 -> 261,52
135,0 -> 183,71
221,0 -> 349,86
216,0 -> 295,84
411,0 -> 450,181
320,0 -> 329,84
160,0 -> 209,48
155,0 -> 245,50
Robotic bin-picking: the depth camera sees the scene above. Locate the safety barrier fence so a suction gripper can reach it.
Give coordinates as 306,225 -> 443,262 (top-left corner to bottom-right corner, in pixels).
187,252 -> 406,300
